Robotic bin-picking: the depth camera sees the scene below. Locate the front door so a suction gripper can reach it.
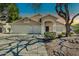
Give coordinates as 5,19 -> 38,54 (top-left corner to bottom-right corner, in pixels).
45,26 -> 49,32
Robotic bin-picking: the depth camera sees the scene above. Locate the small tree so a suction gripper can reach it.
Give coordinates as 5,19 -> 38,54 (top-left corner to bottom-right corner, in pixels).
8,3 -> 19,23
55,3 -> 79,37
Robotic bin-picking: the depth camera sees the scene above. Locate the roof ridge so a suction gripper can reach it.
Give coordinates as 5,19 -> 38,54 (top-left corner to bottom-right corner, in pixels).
31,13 -> 42,18
11,17 -> 41,25
40,14 -> 58,19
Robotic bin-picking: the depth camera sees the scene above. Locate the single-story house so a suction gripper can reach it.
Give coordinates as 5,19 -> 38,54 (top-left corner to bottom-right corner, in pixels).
10,14 -> 66,35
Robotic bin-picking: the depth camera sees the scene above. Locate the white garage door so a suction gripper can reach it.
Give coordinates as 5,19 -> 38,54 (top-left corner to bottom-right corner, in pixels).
11,24 -> 41,34
31,25 -> 41,34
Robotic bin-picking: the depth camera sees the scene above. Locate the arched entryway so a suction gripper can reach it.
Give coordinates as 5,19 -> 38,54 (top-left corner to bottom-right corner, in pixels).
45,21 -> 53,32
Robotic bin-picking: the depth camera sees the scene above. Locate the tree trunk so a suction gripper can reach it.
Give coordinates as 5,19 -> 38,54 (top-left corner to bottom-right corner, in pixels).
65,24 -> 71,37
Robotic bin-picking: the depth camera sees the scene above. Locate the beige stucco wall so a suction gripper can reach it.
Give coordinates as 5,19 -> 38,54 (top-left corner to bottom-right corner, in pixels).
56,22 -> 66,34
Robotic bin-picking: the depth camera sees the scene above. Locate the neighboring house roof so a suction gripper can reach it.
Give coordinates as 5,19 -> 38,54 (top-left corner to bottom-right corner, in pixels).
31,14 -> 42,18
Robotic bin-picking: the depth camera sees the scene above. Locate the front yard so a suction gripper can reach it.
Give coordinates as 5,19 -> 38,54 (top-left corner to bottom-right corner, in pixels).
0,33 -> 79,56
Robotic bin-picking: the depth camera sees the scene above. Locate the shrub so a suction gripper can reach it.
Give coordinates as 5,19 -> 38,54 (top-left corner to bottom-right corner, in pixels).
57,34 -> 63,38
44,32 -> 56,40
61,32 -> 65,36
69,32 -> 74,36
58,32 -> 74,37
57,32 -> 65,38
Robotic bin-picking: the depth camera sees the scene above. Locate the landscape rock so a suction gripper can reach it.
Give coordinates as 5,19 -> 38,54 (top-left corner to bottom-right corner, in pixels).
45,37 -> 79,56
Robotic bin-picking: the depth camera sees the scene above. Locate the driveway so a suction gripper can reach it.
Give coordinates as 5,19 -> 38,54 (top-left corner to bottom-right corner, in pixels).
0,35 -> 48,56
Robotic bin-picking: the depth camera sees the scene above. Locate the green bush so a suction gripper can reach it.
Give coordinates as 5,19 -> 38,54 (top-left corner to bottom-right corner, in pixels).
44,32 -> 56,40
57,32 -> 65,38
58,32 -> 74,37
69,32 -> 74,36
58,34 -> 63,38
61,32 -> 65,36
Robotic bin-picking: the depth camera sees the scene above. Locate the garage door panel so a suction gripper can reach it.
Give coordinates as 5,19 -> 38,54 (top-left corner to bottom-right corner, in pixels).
11,25 -> 41,34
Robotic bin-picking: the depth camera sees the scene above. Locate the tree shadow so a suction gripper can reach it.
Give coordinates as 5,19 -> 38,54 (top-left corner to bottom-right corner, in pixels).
0,36 -> 51,56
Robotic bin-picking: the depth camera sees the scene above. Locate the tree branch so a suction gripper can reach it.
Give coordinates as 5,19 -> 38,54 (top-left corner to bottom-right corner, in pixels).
70,13 -> 79,25
56,4 -> 66,20
64,4 -> 70,22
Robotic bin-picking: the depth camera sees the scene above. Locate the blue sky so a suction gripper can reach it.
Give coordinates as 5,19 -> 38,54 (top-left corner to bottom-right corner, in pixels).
16,3 -> 79,17
16,3 -> 56,17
